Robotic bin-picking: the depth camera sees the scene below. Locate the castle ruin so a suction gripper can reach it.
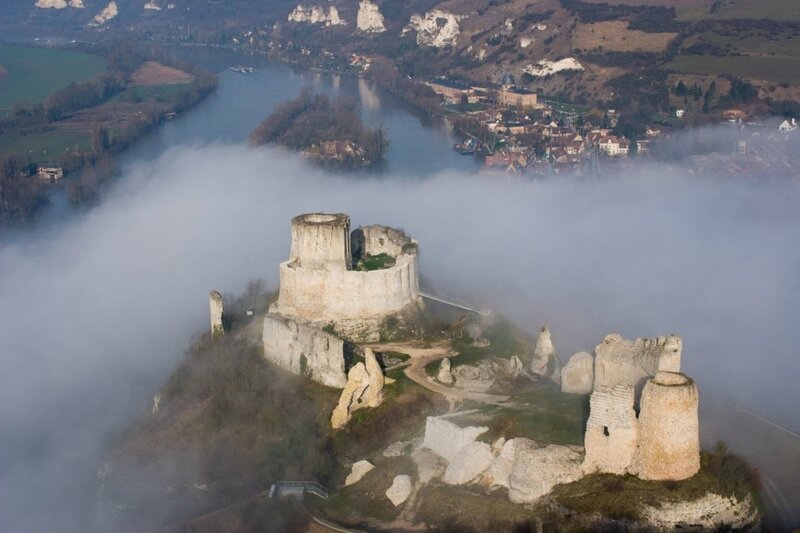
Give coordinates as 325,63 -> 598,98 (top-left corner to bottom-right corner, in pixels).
262,213 -> 422,388
581,334 -> 700,480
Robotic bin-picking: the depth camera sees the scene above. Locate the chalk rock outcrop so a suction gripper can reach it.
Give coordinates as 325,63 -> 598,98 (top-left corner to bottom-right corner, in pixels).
524,58 -> 584,77
423,417 -> 488,461
345,460 -> 375,486
386,475 -> 412,506
630,372 -> 700,480
561,352 -> 594,394
263,313 -> 347,388
641,493 -> 759,530
331,363 -> 370,429
530,326 -> 562,382
437,357 -> 453,384
484,438 -> 517,488
363,348 -> 384,407
442,441 -> 494,485
89,1 -> 118,25
451,357 -> 523,391
331,351 -> 386,429
288,4 -> 346,26
357,0 -> 385,32
508,441 -> 583,503
403,10 -> 464,48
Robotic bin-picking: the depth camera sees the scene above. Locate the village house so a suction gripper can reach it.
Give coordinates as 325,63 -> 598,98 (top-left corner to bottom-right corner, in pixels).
427,78 -> 478,104
37,166 -> 64,182
597,135 -> 630,157
778,118 -> 797,132
498,87 -> 538,109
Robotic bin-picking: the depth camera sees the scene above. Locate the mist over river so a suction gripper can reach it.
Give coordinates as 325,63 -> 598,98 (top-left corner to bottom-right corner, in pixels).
1,47 -> 798,531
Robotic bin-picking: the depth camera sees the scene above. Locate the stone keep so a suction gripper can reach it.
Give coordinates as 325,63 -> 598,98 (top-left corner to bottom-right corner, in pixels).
272,213 -> 422,342
630,372 -> 700,480
209,290 -> 224,337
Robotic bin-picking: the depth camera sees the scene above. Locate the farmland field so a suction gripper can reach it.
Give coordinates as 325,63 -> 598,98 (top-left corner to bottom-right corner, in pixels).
665,54 -> 800,84
0,45 -> 106,116
0,130 -> 90,164
573,21 -> 675,52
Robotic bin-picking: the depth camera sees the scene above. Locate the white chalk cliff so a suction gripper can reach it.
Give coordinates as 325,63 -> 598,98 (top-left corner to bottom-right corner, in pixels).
357,0 -> 385,32
403,10 -> 464,48
35,0 -> 84,8
524,58 -> 584,77
288,4 -> 346,26
89,1 -> 118,25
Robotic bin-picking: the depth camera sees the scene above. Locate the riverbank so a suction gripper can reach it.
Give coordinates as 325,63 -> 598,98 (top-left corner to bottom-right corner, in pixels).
0,43 -> 217,226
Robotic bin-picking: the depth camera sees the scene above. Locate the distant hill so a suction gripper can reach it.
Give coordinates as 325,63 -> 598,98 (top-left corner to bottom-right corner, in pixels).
2,0 -> 799,114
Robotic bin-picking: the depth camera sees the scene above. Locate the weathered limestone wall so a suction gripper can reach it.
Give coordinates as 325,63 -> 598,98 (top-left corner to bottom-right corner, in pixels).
262,313 -> 347,388
353,225 -> 414,258
582,384 -> 638,475
630,372 -> 700,480
641,493 -> 759,530
289,213 -> 351,270
594,333 -> 682,391
274,253 -> 420,323
209,290 -> 224,337
423,417 -> 488,462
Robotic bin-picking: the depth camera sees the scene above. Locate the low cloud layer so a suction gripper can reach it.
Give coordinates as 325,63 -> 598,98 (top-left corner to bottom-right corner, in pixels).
1,143 -> 799,530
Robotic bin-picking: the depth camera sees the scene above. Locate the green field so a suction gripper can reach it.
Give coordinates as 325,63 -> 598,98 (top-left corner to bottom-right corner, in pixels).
666,54 -> 800,84
711,0 -> 800,20
0,45 -> 106,116
0,131 -> 90,163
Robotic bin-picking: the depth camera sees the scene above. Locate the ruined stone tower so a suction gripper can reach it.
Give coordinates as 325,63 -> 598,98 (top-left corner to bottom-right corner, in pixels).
630,371 -> 700,480
289,213 -> 352,270
262,213 -> 423,388
271,212 -> 421,342
582,334 -> 701,481
209,290 -> 224,337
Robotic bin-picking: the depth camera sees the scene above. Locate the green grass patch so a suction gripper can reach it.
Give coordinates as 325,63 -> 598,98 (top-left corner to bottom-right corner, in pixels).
451,319 -> 527,367
355,253 -> 396,271
0,130 -> 90,163
0,45 -> 106,116
460,382 -> 587,446
665,54 -> 800,84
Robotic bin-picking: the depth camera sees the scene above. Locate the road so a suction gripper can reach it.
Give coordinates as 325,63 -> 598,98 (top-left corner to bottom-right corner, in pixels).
367,341 -> 511,405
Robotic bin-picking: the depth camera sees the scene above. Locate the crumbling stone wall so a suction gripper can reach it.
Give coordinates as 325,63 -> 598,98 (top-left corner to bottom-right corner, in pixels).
582,384 -> 638,475
352,224 -> 416,259
262,313 -> 347,388
594,334 -> 682,392
209,290 -> 224,337
630,372 -> 700,480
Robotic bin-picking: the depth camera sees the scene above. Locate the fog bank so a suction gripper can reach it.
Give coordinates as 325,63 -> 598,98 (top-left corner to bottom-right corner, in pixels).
1,143 -> 799,531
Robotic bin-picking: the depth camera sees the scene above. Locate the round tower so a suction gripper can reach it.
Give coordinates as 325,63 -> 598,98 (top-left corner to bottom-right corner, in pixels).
631,371 -> 700,480
289,213 -> 352,271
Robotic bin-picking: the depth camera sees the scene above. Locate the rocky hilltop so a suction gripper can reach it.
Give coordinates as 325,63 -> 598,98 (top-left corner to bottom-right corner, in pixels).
98,212 -> 763,532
